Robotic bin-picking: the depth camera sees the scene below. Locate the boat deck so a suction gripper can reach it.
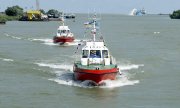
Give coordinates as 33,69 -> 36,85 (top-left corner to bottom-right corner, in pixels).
74,61 -> 117,70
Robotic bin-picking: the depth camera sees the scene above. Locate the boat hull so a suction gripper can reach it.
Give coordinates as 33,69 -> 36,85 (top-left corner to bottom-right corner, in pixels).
53,36 -> 75,43
73,64 -> 119,84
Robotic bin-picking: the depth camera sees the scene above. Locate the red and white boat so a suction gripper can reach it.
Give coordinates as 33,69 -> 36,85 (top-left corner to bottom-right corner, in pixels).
73,16 -> 119,85
53,19 -> 75,45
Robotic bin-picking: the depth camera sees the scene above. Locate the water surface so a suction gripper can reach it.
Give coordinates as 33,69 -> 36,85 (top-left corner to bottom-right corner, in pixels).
0,14 -> 180,108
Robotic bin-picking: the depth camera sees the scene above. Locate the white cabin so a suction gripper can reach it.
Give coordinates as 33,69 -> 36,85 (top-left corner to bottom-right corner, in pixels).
56,26 -> 74,37
80,15 -> 116,66
81,41 -> 112,66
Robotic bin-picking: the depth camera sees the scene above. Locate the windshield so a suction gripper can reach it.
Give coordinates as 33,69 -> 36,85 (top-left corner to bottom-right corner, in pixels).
90,50 -> 101,58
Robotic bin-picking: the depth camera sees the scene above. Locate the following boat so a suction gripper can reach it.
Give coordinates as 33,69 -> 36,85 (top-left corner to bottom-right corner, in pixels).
53,17 -> 75,45
73,15 -> 119,85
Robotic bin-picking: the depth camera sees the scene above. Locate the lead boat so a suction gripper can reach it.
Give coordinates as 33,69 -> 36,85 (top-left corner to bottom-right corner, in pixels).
53,17 -> 75,45
73,15 -> 119,85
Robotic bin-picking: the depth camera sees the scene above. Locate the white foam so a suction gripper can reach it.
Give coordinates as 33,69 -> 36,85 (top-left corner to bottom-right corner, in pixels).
4,33 -> 10,37
58,39 -> 84,46
30,38 -> 83,46
154,32 -> 160,34
67,42 -> 79,46
48,72 -> 89,88
49,78 -> 88,88
32,38 -> 53,42
35,63 -> 73,71
48,65 -> 140,88
27,38 -> 56,46
0,58 -> 14,62
28,38 -> 85,46
49,73 -> 139,88
36,61 -> 142,88
43,42 -> 57,46
11,36 -> 21,40
32,38 -> 58,46
59,39 -> 85,46
119,64 -> 144,71
99,76 -> 139,88
4,33 -> 22,40
74,39 -> 81,42
36,63 -> 60,68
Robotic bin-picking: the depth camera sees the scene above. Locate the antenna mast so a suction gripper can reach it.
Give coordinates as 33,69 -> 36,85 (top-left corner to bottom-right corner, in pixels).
92,14 -> 97,41
36,0 -> 40,10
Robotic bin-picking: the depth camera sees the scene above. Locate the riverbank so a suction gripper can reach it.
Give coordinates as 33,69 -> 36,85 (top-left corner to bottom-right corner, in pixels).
0,13 -> 20,21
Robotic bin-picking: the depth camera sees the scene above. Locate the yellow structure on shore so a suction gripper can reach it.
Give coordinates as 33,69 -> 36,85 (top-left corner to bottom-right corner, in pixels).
26,10 -> 41,20
19,0 -> 48,21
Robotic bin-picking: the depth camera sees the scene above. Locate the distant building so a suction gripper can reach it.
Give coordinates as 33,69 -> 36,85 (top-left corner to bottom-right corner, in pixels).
19,10 -> 48,21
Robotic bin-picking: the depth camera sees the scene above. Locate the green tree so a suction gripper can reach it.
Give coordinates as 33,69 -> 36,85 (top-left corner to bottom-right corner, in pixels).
47,9 -> 59,15
39,9 -> 46,14
5,5 -> 23,16
170,10 -> 180,19
47,9 -> 62,18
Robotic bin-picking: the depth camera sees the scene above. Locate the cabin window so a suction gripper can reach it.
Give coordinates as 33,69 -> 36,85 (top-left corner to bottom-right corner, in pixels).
102,50 -> 108,58
61,30 -> 66,33
58,30 -> 61,33
90,50 -> 101,58
82,50 -> 89,58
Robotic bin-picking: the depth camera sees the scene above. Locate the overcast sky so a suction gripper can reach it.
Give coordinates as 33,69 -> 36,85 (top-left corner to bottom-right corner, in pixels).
0,0 -> 180,14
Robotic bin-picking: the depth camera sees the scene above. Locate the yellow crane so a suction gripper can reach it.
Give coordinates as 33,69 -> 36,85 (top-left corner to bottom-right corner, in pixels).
20,0 -> 48,21
26,0 -> 41,20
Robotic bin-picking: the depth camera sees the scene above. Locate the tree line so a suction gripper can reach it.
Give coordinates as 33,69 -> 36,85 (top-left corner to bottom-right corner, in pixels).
170,10 -> 180,19
0,5 -> 62,21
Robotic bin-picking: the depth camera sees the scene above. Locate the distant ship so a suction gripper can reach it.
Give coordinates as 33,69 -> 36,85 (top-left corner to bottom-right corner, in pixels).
129,8 -> 146,16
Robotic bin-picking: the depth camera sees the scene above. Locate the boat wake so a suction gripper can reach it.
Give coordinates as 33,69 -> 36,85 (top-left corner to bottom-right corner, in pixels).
49,73 -> 139,88
3,33 -> 55,46
35,62 -> 143,88
119,64 -> 144,71
4,33 -> 23,40
35,62 -> 73,71
29,38 -> 83,46
3,33 -> 83,46
29,38 -> 57,46
0,57 -> 14,62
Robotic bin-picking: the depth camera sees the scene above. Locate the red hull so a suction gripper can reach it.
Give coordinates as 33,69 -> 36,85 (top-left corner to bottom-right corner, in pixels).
53,36 -> 75,43
73,66 -> 119,84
